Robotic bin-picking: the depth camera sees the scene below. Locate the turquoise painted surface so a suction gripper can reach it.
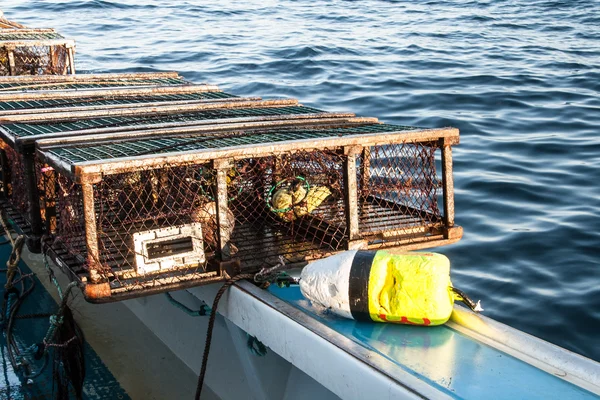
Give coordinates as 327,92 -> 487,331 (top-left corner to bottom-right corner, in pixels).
268,285 -> 598,399
0,246 -> 130,399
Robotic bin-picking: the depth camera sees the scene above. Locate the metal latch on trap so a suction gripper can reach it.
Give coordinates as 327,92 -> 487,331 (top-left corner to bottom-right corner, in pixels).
133,223 -> 205,275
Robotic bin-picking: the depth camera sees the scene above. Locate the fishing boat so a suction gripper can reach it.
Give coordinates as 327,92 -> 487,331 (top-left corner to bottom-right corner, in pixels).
0,11 -> 598,400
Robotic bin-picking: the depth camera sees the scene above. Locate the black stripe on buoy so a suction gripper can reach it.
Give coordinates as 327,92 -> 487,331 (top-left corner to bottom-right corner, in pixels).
348,251 -> 377,321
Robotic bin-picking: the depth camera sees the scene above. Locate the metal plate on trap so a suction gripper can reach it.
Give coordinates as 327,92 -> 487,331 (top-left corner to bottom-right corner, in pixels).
133,223 -> 205,275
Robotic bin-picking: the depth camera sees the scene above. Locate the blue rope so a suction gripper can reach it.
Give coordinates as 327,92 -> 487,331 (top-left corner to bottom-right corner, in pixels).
165,292 -> 211,317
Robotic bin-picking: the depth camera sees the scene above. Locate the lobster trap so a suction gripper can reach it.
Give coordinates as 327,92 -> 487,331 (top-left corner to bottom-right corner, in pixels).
0,80 -> 366,253
0,71 -> 190,90
0,29 -> 75,76
34,122 -> 461,302
0,77 -> 222,249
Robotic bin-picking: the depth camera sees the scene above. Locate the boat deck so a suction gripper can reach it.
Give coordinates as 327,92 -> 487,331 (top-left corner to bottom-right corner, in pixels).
267,284 -> 599,399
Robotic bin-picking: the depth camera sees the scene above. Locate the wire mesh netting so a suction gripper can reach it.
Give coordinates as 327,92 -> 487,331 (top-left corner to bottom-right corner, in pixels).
0,143 -> 28,217
0,31 -> 64,41
0,91 -> 235,111
227,148 -> 348,268
48,162 -> 222,293
357,143 -> 444,246
45,124 -> 415,163
0,45 -> 70,76
2,105 -> 323,137
0,76 -> 188,90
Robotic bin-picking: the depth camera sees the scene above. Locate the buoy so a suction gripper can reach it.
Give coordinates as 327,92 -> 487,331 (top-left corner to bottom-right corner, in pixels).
299,250 -> 482,326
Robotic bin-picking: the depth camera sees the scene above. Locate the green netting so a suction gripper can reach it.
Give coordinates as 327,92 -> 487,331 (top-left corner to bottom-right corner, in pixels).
3,105 -> 324,137
0,77 -> 188,89
0,31 -> 65,40
0,91 -> 235,111
48,124 -> 418,164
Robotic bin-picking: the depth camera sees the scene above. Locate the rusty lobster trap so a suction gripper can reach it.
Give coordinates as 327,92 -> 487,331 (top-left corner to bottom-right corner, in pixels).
0,71 -> 192,90
0,81 -> 232,250
0,82 -> 364,252
34,122 -> 461,302
0,29 -> 75,76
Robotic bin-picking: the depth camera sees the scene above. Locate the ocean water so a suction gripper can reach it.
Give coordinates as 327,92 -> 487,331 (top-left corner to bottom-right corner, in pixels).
3,0 -> 599,363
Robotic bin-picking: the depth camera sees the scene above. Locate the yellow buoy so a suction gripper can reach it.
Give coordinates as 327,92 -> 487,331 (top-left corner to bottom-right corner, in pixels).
299,250 -> 482,326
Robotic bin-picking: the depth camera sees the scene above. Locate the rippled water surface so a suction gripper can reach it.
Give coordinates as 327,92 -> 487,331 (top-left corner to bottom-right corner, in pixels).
3,0 -> 599,362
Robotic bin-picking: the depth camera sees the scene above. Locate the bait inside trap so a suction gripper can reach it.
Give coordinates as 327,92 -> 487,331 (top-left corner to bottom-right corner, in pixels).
0,29 -> 76,76
35,122 -> 461,302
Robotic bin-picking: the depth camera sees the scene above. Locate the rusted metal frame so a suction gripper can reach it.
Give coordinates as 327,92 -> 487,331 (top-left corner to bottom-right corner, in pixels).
1,98 -> 300,122
0,127 -> 17,148
34,150 -> 74,182
88,273 -> 228,304
0,28 -> 57,34
0,71 -> 180,83
343,145 -> 365,250
70,128 -> 460,179
81,179 -> 105,287
66,44 -> 75,75
6,46 -> 15,76
0,39 -> 76,47
364,195 -> 440,223
32,116 -> 375,150
213,158 -> 234,262
360,147 -> 371,192
0,96 -> 263,117
21,111 -> 352,143
22,146 -> 43,252
365,231 -> 462,251
440,138 -> 455,235
0,84 -> 220,101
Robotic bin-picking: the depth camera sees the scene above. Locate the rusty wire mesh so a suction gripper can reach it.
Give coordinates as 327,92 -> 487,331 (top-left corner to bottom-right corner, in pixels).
357,142 -> 443,246
0,76 -> 188,90
227,148 -> 347,269
51,162 -> 220,292
41,124 -> 454,297
0,142 -> 28,217
0,44 -> 70,76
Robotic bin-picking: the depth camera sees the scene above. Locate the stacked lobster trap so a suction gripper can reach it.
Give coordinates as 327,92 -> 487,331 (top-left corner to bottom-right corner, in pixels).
0,71 -> 192,90
32,121 -> 461,302
0,73 -> 366,254
0,28 -> 76,76
0,73 -> 220,249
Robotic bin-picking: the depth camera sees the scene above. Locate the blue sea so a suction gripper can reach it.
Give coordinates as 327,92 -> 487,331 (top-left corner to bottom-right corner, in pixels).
3,0 -> 599,363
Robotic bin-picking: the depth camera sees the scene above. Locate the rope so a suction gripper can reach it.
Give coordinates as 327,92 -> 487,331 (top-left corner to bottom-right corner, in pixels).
194,273 -> 254,400
194,257 -> 288,399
